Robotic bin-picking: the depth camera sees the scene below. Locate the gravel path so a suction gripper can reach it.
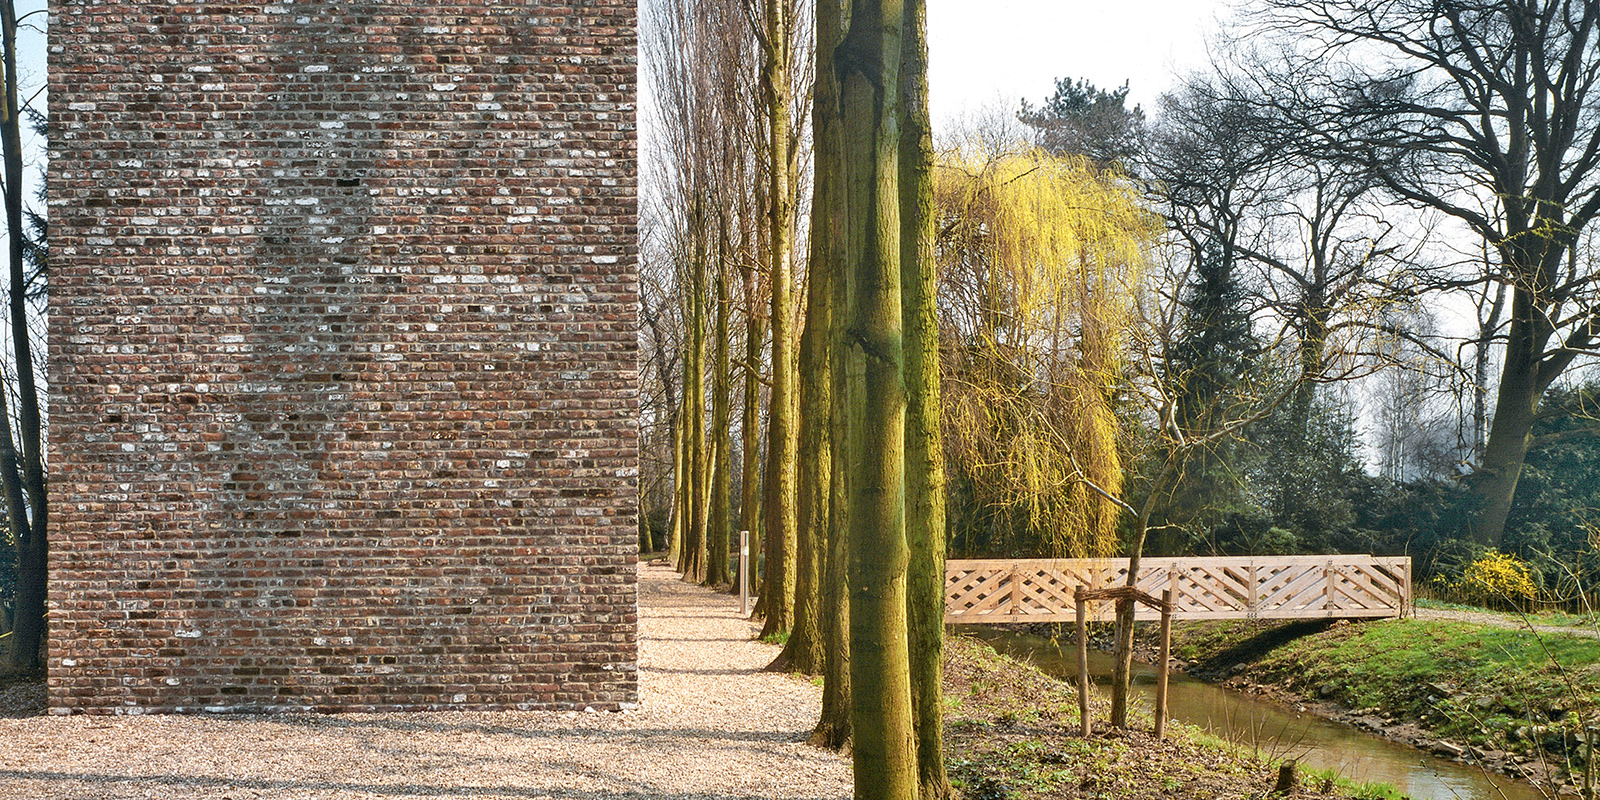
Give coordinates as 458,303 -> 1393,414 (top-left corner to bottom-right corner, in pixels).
1414,605 -> 1600,639
0,561 -> 853,799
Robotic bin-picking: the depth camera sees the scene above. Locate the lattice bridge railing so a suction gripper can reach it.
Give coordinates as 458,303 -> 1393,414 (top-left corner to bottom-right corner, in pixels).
945,555 -> 1412,623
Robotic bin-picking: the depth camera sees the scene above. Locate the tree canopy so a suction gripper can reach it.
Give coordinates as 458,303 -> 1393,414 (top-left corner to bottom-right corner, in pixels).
936,147 -> 1155,558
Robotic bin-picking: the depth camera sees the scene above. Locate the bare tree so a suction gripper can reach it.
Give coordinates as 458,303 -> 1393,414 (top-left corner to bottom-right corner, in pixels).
1248,0 -> 1600,546
749,0 -> 806,637
0,0 -> 45,670
642,0 -> 761,584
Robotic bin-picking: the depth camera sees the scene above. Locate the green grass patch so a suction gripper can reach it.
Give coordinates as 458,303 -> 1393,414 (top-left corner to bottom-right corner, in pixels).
1233,618 -> 1600,744
1300,767 -> 1409,800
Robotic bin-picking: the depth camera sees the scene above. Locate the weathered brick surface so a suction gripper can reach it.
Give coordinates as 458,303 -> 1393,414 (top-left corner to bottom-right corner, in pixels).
47,1 -> 638,713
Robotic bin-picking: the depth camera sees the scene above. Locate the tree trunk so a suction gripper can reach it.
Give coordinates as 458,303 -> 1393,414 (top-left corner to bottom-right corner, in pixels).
0,0 -> 44,672
1472,265 -> 1565,549
1111,460 -> 1175,729
808,0 -> 852,732
899,0 -> 948,795
1472,282 -> 1506,461
757,0 -> 799,638
740,260 -> 766,599
775,9 -> 838,667
840,0 -> 918,795
683,220 -> 710,583
707,245 -> 734,587
644,295 -> 682,558
667,406 -> 686,566
1290,296 -> 1328,437
1110,507 -> 1155,729
773,279 -> 826,669
813,249 -> 853,742
1472,313 -> 1544,546
810,178 -> 855,749
811,470 -> 853,749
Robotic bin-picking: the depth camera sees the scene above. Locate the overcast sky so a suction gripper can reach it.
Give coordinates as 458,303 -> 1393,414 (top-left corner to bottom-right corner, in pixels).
32,1 -> 1239,160
927,0 -> 1238,131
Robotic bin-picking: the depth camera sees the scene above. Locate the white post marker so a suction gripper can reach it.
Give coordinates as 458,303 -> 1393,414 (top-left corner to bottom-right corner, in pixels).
738,529 -> 750,617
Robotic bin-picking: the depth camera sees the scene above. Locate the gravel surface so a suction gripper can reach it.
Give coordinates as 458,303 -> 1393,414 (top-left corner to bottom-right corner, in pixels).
0,561 -> 853,799
1414,605 -> 1600,638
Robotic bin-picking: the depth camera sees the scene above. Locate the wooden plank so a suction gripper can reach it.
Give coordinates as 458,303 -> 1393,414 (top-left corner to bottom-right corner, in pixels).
948,554 -> 1397,569
946,568 -> 1010,608
947,569 -> 1013,617
1336,568 -> 1398,610
1345,564 -> 1405,601
1019,569 -> 1079,610
946,554 -> 1411,623
1259,568 -> 1326,610
1182,566 -> 1250,610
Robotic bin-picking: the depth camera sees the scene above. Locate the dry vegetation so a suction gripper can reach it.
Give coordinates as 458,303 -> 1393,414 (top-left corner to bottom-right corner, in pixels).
942,635 -> 1401,800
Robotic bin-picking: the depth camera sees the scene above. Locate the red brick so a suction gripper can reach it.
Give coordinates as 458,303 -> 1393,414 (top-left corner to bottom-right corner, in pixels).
48,0 -> 639,714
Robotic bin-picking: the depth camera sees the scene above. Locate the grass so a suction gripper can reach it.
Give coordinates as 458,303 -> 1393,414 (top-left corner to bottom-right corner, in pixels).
1257,619 -> 1600,737
1299,767 -> 1410,800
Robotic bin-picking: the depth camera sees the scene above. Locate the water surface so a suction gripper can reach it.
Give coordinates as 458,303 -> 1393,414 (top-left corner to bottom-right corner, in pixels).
975,630 -> 1547,800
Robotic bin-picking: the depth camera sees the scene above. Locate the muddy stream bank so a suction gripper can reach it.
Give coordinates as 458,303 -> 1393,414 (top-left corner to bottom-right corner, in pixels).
974,629 -> 1550,800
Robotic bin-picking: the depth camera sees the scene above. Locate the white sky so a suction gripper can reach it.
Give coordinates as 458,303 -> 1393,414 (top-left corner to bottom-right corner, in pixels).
927,0 -> 1238,130
29,0 -> 1237,177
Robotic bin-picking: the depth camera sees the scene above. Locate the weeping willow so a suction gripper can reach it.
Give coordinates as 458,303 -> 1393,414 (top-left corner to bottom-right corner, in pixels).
937,147 -> 1155,557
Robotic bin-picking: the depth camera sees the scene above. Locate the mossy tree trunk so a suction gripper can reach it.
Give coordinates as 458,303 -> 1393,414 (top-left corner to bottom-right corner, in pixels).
707,231 -> 734,587
838,0 -> 921,795
899,0 -> 947,794
774,0 -> 843,676
667,408 -> 686,566
757,0 -> 799,638
740,257 -> 766,600
810,0 -> 852,726
683,203 -> 711,583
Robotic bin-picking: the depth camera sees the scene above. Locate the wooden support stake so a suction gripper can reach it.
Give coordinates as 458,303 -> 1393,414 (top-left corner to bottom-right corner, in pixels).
1585,725 -> 1595,800
1155,588 -> 1172,740
1076,587 -> 1090,737
1273,761 -> 1296,795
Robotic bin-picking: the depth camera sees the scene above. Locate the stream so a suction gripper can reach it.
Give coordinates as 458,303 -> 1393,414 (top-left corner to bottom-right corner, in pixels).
974,630 -> 1549,800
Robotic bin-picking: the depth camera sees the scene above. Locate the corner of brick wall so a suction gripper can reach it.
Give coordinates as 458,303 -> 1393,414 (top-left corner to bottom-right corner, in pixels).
47,0 -> 638,713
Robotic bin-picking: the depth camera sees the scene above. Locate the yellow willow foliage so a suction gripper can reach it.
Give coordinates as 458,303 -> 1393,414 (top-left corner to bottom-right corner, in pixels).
937,147 -> 1155,557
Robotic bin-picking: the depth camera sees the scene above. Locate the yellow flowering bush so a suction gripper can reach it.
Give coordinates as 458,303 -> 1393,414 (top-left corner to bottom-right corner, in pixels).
1458,551 -> 1540,609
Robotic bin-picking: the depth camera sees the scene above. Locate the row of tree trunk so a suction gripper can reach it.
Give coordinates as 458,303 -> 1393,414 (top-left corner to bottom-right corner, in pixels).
649,0 -> 950,795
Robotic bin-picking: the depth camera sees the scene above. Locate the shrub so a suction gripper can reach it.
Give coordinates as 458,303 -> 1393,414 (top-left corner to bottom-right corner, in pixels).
1457,551 -> 1540,610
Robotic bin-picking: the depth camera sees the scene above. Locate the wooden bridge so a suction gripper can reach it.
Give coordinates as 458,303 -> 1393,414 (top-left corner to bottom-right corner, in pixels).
945,555 -> 1412,623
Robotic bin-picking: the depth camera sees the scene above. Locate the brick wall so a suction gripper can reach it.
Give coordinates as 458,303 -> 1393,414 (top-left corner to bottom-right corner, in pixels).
47,0 -> 638,713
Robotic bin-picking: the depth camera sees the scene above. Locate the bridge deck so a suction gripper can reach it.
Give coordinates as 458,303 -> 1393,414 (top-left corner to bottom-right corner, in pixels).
945,555 -> 1412,623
